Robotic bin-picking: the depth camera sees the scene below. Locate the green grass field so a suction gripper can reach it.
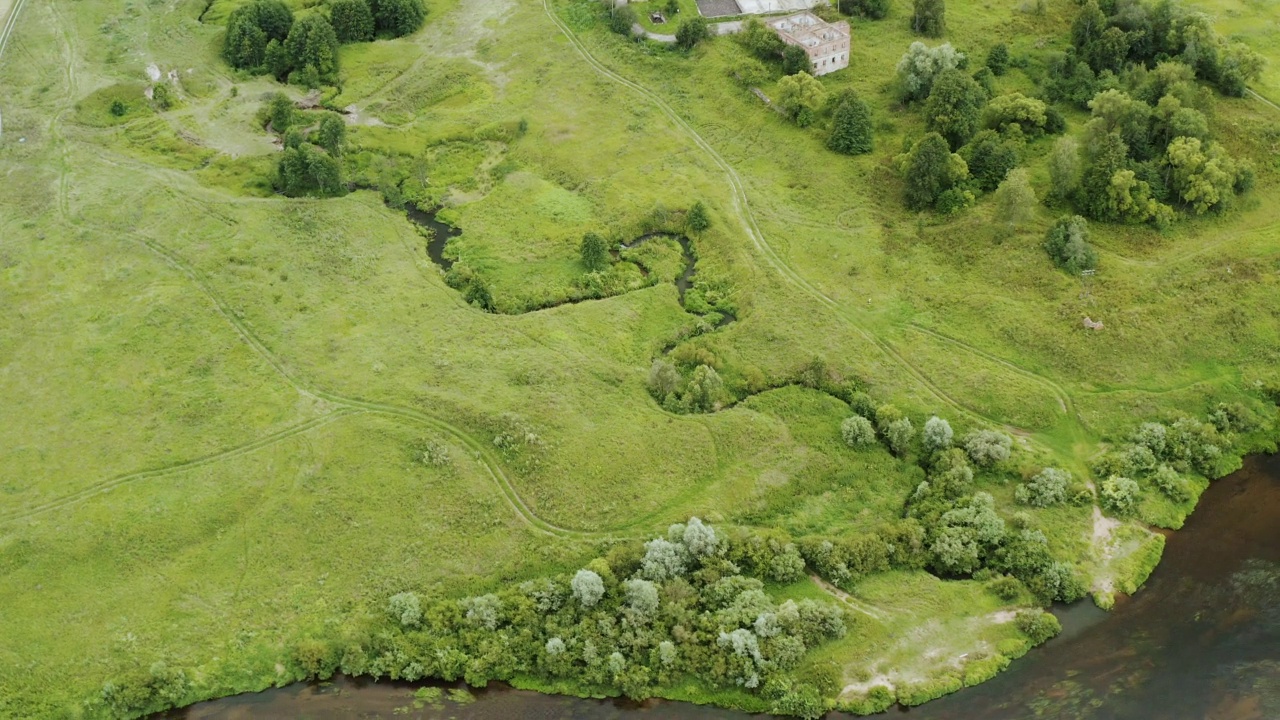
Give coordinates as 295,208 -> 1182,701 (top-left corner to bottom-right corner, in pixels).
1,0 -> 1278,715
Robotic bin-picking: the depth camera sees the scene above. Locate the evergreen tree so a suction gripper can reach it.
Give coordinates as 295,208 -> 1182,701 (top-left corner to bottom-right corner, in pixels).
1078,131 -> 1129,220
223,0 -> 293,70
277,143 -> 344,196
371,0 -> 427,38
986,43 -> 1009,75
330,0 -> 375,43
903,132 -> 964,210
827,92 -> 873,155
924,69 -> 987,149
580,232 -> 609,271
911,0 -> 946,38
687,202 -> 711,233
285,14 -> 341,80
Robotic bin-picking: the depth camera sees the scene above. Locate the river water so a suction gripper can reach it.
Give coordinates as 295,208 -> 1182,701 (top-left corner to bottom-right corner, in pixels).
164,455 -> 1280,720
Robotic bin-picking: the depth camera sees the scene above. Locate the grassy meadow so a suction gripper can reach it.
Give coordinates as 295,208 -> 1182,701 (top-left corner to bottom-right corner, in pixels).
0,0 -> 1278,715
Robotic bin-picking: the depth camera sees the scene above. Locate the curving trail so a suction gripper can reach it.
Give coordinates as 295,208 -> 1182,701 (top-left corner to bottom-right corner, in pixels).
134,236 -> 597,538
539,0 -> 1072,433
0,411 -> 359,525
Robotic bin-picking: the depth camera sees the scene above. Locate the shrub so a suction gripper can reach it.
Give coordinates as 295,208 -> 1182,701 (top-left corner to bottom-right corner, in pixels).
841,415 -> 876,448
315,113 -> 346,155
647,359 -> 680,403
609,4 -> 636,36
1047,136 -> 1081,202
571,569 -> 605,607
983,93 -> 1047,134
963,430 -> 1012,466
1151,464 -> 1190,502
922,416 -> 953,454
1043,215 -> 1097,274
388,591 -> 422,628
685,364 -> 724,412
1015,467 -> 1070,507
580,231 -> 609,271
1099,475 -> 1140,515
330,0 -> 375,42
884,417 -> 915,456
778,72 -> 827,124
675,16 -> 709,49
987,575 -> 1023,601
1015,609 -> 1061,646
372,0 -> 427,37
986,43 -> 1009,75
911,0 -> 945,38
993,168 -> 1036,230
839,0 -> 889,19
686,201 -> 711,233
960,130 -> 1020,192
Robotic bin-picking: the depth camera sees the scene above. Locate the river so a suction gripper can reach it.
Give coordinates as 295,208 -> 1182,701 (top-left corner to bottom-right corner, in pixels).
162,454 -> 1280,719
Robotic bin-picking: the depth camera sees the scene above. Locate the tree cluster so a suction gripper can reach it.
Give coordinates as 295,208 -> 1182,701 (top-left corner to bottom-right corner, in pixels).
648,359 -> 727,413
264,95 -> 348,196
838,0 -> 889,20
1042,215 -> 1097,274
1056,0 -> 1262,98
223,0 -> 426,84
911,0 -> 945,38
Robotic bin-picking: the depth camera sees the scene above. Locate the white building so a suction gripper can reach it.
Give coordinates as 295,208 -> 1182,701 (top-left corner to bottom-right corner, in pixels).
768,11 -> 850,76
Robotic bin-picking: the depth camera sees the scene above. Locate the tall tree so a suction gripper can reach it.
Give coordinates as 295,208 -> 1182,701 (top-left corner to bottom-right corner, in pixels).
902,132 -> 966,210
924,69 -> 987,149
371,0 -> 427,38
686,202 -> 711,234
993,168 -> 1037,232
284,14 -> 341,79
912,0 -> 946,38
330,0 -> 375,43
827,92 -> 874,155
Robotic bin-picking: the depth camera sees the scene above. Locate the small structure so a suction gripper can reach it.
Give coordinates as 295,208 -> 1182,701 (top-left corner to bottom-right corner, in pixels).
1083,317 -> 1104,330
768,12 -> 850,76
650,11 -> 666,23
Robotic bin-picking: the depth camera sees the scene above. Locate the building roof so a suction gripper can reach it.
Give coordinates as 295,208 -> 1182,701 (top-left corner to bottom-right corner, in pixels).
768,11 -> 849,47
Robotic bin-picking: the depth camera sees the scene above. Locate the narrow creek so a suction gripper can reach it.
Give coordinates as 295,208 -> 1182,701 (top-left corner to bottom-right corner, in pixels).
404,205 -> 734,325
159,454 -> 1280,719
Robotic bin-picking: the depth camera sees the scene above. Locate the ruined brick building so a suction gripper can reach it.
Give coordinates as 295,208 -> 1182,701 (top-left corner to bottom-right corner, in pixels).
768,11 -> 850,76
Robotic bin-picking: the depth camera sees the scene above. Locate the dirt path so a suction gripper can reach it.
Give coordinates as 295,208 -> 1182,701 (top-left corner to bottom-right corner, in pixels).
809,574 -> 890,621
539,0 -> 1072,436
0,0 -> 30,139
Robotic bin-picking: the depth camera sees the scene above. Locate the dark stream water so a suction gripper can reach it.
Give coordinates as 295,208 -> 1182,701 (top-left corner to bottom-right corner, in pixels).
163,454 -> 1280,720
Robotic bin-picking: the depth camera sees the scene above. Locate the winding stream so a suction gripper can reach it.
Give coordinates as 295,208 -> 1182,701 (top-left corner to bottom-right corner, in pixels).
160,454 -> 1280,719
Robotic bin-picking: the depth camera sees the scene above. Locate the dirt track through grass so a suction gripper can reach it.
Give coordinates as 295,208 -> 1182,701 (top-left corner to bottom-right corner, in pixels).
540,0 -> 1076,435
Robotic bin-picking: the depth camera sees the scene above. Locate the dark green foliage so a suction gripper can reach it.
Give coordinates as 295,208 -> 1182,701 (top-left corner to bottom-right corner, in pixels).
277,143 -> 344,196
676,17 -> 709,49
902,133 -> 961,210
223,0 -> 294,71
109,99 -> 127,116
1043,215 -> 1097,274
330,0 -> 375,43
315,113 -> 347,156
827,93 -> 873,155
924,69 -> 987,149
609,5 -> 636,36
264,39 -> 291,80
960,130 -> 1019,192
987,575 -> 1023,601
686,201 -> 711,233
911,0 -> 945,38
1085,26 -> 1130,74
580,232 -> 609,271
283,126 -> 305,149
371,0 -> 427,37
1044,105 -> 1066,134
985,43 -> 1009,75
782,44 -> 809,75
1078,130 -> 1129,220
1045,50 -> 1098,109
971,66 -> 994,96
1071,0 -> 1108,53
839,0 -> 889,20
740,18 -> 785,59
285,14 -> 341,80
